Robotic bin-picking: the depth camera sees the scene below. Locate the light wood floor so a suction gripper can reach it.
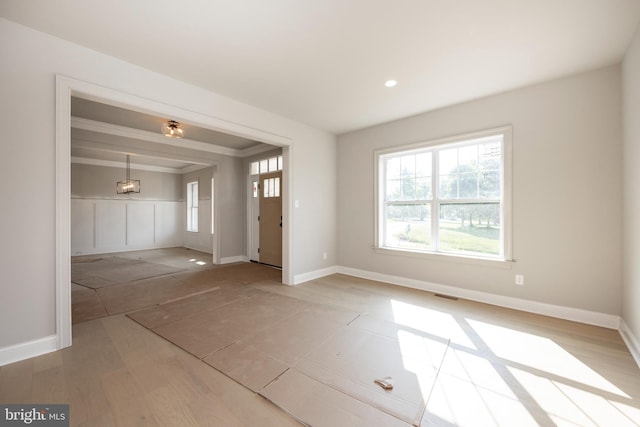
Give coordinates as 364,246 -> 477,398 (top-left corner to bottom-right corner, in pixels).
1,250 -> 639,426
0,314 -> 302,427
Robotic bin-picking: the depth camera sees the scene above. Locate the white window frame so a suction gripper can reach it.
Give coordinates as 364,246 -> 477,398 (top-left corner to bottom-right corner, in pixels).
186,180 -> 199,232
249,155 -> 283,175
374,126 -> 512,264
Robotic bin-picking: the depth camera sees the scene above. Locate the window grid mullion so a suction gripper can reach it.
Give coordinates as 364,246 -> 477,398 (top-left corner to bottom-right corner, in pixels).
377,126 -> 509,260
432,148 -> 439,252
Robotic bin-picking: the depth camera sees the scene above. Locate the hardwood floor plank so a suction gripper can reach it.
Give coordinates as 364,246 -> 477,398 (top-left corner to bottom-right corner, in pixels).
0,358 -> 33,403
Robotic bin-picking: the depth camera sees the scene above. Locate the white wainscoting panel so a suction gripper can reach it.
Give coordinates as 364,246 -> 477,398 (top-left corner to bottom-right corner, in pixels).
155,202 -> 183,246
127,202 -> 155,247
71,199 -> 183,255
70,199 -> 94,251
96,201 -> 127,251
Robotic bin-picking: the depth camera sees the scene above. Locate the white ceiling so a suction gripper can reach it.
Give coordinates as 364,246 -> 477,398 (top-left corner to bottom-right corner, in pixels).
2,0 -> 640,134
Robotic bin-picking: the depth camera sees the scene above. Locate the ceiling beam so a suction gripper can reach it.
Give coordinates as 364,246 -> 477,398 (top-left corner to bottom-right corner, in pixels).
71,116 -> 259,158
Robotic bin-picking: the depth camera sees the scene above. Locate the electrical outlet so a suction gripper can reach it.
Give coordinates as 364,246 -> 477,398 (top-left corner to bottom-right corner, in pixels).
322,252 -> 327,260
515,274 -> 524,285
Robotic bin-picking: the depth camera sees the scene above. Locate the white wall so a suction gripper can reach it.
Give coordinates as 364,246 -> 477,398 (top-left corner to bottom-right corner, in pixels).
0,18 -> 336,356
622,26 -> 640,360
337,65 -> 622,317
71,163 -> 182,200
292,126 -> 338,280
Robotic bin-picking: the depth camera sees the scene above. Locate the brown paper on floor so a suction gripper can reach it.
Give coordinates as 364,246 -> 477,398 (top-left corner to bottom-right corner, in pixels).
97,274 -> 191,314
71,257 -> 185,288
202,343 -> 288,392
71,283 -> 108,324
86,262 -> 280,316
108,260 -> 448,426
127,285 -> 250,329
240,310 -> 349,366
150,295 -> 297,359
294,326 -> 449,426
260,369 -> 410,427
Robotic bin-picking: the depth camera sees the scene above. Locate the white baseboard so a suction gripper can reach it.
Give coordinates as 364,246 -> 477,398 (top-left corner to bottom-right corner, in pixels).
220,255 -> 249,264
294,266 -> 339,285
337,266 -> 621,330
0,335 -> 58,367
620,319 -> 640,369
182,245 -> 214,255
73,243 -> 184,256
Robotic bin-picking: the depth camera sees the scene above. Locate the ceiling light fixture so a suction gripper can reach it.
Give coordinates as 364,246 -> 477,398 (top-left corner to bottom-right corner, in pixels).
384,79 -> 398,88
161,120 -> 184,138
116,154 -> 140,194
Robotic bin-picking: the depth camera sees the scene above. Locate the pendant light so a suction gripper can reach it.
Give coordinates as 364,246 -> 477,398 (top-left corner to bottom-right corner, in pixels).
116,154 -> 140,194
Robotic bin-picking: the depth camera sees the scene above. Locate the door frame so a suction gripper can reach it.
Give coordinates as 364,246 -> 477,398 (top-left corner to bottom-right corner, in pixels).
55,75 -> 293,350
247,174 -> 260,262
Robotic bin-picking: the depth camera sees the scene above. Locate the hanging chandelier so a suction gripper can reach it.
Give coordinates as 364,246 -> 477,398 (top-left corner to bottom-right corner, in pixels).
161,120 -> 184,138
116,154 -> 140,194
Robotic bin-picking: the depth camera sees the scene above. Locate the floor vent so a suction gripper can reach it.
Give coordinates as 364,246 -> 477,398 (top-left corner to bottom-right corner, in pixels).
434,293 -> 459,301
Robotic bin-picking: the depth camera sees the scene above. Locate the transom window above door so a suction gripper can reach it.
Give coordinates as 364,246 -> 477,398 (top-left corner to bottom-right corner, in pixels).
250,155 -> 283,175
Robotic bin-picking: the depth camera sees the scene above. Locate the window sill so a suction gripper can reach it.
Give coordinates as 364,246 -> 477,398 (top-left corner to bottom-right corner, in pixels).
373,246 -> 514,269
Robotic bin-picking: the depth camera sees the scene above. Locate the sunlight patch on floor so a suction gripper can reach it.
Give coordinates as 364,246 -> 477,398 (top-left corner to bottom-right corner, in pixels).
390,299 -> 638,426
467,319 -> 628,398
391,299 -> 476,348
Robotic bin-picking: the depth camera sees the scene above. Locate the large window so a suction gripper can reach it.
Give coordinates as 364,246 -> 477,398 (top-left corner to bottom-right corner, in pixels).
186,181 -> 199,232
376,127 -> 511,261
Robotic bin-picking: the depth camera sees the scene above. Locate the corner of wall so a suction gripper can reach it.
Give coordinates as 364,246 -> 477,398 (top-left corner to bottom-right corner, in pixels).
620,319 -> 640,368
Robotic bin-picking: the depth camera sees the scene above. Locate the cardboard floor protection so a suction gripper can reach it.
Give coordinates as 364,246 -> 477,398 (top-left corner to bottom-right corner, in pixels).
71,283 -> 108,324
93,263 -> 277,315
72,255 -> 282,322
203,342 -> 288,392
294,326 -> 449,425
65,252 -> 447,426
71,256 -> 185,288
129,279 -> 446,426
260,369 -> 410,427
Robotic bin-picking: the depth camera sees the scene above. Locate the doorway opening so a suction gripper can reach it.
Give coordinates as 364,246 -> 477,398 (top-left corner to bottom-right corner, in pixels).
56,75 -> 293,349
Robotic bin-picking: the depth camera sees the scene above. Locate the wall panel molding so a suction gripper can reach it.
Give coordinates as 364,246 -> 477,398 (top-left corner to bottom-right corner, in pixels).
71,198 -> 182,255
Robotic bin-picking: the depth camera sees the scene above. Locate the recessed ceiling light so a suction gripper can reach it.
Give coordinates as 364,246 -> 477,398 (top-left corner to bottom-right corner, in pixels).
384,79 -> 398,88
